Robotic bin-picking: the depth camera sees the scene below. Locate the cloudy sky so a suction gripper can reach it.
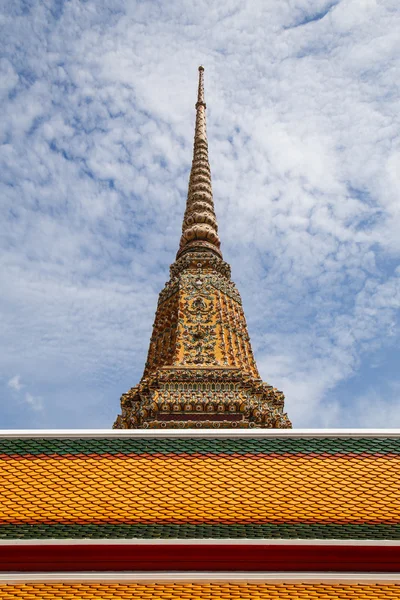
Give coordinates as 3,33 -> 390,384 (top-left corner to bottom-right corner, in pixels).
1,0 -> 399,429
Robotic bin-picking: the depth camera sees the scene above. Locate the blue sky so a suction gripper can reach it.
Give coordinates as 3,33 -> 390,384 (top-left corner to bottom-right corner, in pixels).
1,0 -> 399,428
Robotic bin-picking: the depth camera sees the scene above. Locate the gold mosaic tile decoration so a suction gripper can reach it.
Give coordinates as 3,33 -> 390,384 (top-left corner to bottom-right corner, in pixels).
113,67 -> 291,429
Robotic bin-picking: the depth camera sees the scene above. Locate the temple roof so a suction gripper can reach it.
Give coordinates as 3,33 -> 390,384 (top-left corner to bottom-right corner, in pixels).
1,430 -> 399,594
1,430 -> 399,541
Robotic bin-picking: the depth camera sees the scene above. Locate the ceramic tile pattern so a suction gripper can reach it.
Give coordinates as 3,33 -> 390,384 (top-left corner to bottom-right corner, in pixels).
1,437 -> 399,540
0,583 -> 399,598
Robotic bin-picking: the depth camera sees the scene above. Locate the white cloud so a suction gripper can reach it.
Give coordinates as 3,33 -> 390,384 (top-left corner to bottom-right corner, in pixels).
6,375 -> 43,413
7,375 -> 23,392
24,392 -> 43,412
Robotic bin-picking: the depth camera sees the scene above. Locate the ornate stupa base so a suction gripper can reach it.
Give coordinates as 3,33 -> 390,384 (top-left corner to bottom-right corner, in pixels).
113,367 -> 292,429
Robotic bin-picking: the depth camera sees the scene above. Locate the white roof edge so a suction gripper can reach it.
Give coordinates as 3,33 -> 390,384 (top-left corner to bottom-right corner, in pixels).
0,538 -> 398,547
0,428 -> 400,438
0,572 -> 399,583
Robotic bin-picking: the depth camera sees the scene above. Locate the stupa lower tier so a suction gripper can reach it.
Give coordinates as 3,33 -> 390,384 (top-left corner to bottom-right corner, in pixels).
115,366 -> 289,429
114,252 -> 291,429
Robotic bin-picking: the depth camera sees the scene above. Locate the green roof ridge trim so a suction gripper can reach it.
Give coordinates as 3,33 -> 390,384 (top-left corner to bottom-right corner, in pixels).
0,438 -> 399,456
1,523 -> 399,540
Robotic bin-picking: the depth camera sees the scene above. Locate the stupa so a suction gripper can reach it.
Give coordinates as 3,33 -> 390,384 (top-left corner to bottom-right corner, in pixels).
114,66 -> 291,429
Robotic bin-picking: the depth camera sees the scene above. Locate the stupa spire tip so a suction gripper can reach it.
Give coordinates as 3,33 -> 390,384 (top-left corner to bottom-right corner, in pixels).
196,65 -> 206,108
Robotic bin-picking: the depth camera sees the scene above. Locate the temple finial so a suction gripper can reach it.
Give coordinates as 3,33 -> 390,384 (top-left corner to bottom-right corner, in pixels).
176,66 -> 222,259
196,66 -> 205,108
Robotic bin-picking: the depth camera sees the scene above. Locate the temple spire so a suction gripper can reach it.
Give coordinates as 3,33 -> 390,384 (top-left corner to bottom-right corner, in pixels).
177,66 -> 222,259
113,67 -> 292,430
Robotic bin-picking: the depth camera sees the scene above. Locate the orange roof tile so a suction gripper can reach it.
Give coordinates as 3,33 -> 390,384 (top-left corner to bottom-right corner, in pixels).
0,434 -> 399,540
0,582 -> 399,599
